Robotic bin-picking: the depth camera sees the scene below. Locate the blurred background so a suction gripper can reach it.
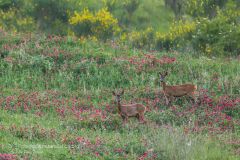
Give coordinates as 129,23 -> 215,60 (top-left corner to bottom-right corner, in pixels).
0,0 -> 239,56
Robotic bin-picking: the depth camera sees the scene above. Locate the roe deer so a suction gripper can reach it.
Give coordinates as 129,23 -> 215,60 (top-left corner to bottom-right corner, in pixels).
159,71 -> 197,105
112,90 -> 146,124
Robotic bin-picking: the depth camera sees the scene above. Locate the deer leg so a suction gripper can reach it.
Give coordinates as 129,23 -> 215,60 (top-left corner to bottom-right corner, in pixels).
137,114 -> 142,123
139,113 -> 146,124
137,114 -> 146,124
141,115 -> 146,124
124,116 -> 128,124
121,115 -> 127,125
163,93 -> 170,106
190,96 -> 196,104
136,114 -> 140,121
188,93 -> 196,105
167,96 -> 174,106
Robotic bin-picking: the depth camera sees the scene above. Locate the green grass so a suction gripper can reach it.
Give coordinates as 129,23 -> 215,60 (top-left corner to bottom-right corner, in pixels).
0,32 -> 240,159
0,110 -> 239,159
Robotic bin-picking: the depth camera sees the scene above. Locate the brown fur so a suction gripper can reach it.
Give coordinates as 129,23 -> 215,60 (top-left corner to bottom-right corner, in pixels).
113,90 -> 146,124
160,72 -> 197,105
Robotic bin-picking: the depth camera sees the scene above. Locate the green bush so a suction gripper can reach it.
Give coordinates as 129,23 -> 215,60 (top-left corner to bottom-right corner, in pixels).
32,0 -> 72,34
185,0 -> 228,18
191,7 -> 240,56
0,8 -> 36,32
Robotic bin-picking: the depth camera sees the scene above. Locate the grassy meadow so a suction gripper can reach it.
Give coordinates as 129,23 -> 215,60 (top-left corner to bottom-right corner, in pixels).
0,31 -> 239,159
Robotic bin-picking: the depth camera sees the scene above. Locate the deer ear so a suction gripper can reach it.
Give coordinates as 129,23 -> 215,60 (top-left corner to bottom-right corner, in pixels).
165,71 -> 168,76
121,89 -> 124,95
112,91 -> 116,96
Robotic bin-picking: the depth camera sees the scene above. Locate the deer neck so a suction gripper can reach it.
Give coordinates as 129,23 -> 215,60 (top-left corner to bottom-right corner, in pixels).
117,101 -> 122,113
161,81 -> 166,91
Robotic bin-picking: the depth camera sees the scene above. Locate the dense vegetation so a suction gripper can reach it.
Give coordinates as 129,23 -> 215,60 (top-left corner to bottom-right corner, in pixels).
0,0 -> 239,159
0,30 -> 239,159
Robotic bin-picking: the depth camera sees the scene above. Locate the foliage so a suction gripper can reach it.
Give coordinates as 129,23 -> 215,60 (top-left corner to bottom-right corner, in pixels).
122,0 -> 240,56
185,0 -> 229,18
69,8 -> 120,40
191,4 -> 240,56
164,0 -> 185,19
0,0 -> 174,34
102,0 -> 119,12
0,0 -> 13,10
31,0 -> 73,34
126,27 -> 155,49
156,20 -> 196,50
164,0 -> 229,19
123,0 -> 140,24
120,21 -> 196,51
0,7 -> 36,32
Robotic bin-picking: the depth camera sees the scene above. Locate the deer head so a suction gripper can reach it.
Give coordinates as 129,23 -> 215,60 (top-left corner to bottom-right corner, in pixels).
112,89 -> 124,104
159,71 -> 168,82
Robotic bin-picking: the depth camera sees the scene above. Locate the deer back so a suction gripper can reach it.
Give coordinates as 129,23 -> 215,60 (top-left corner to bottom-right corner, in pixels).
164,84 -> 197,97
120,103 -> 146,116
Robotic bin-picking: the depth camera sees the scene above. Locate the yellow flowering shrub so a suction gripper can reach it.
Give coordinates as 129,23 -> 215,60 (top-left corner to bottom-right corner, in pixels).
69,9 -> 95,25
168,20 -> 196,40
117,21 -> 196,50
69,8 -> 120,40
156,21 -> 196,50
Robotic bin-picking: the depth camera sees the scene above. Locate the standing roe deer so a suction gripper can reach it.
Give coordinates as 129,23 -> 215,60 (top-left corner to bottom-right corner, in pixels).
159,71 -> 197,105
112,90 -> 146,124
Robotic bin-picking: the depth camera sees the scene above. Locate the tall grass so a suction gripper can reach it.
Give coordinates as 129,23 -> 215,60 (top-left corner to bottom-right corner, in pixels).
0,32 -> 239,159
